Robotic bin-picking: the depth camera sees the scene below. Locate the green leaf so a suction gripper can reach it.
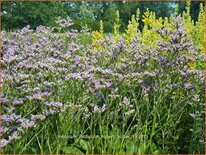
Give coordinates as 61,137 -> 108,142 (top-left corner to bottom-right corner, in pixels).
137,143 -> 149,154
126,141 -> 135,153
119,149 -> 126,154
149,142 -> 157,153
79,139 -> 89,151
62,147 -> 84,154
153,148 -> 165,154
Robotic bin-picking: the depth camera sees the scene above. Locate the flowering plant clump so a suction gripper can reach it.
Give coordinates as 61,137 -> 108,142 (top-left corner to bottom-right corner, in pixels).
0,3 -> 205,154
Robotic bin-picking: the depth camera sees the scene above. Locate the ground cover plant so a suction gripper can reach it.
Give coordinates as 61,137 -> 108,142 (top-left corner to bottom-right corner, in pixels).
0,1 -> 205,154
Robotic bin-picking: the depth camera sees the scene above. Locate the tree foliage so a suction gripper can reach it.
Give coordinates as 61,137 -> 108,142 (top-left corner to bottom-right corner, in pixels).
2,1 -> 205,32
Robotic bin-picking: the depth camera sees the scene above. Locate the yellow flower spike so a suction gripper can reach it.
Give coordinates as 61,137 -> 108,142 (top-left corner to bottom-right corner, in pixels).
174,4 -> 179,17
92,32 -> 104,51
100,20 -> 104,35
141,9 -> 164,47
182,0 -> 194,39
92,20 -> 105,51
125,14 -> 138,43
194,3 -> 205,53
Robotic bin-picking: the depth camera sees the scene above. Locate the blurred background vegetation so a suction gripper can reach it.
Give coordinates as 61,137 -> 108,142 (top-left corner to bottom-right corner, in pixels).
1,1 -> 205,32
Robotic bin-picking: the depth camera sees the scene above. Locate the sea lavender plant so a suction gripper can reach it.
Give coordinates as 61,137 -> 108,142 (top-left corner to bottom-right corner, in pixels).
1,15 -> 204,154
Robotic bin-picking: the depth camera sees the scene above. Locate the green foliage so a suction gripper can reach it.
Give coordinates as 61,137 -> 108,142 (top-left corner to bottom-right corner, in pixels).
2,1 -> 176,32
2,2 -> 68,30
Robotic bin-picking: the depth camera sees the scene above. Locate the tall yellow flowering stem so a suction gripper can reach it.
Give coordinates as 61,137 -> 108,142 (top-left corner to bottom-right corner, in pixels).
114,10 -> 121,42
92,20 -> 104,51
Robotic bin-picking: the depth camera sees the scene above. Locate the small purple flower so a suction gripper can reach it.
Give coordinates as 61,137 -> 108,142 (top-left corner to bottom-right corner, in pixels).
9,131 -> 21,141
93,105 -> 99,113
0,139 -> 9,148
74,56 -> 81,64
45,101 -> 63,108
1,98 -> 9,103
101,104 -> 106,112
31,114 -> 46,121
34,54 -> 38,59
20,120 -> 36,128
112,51 -> 118,58
12,98 -> 24,105
184,83 -> 194,89
10,127 -> 17,133
96,92 -> 101,99
158,57 -> 168,65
